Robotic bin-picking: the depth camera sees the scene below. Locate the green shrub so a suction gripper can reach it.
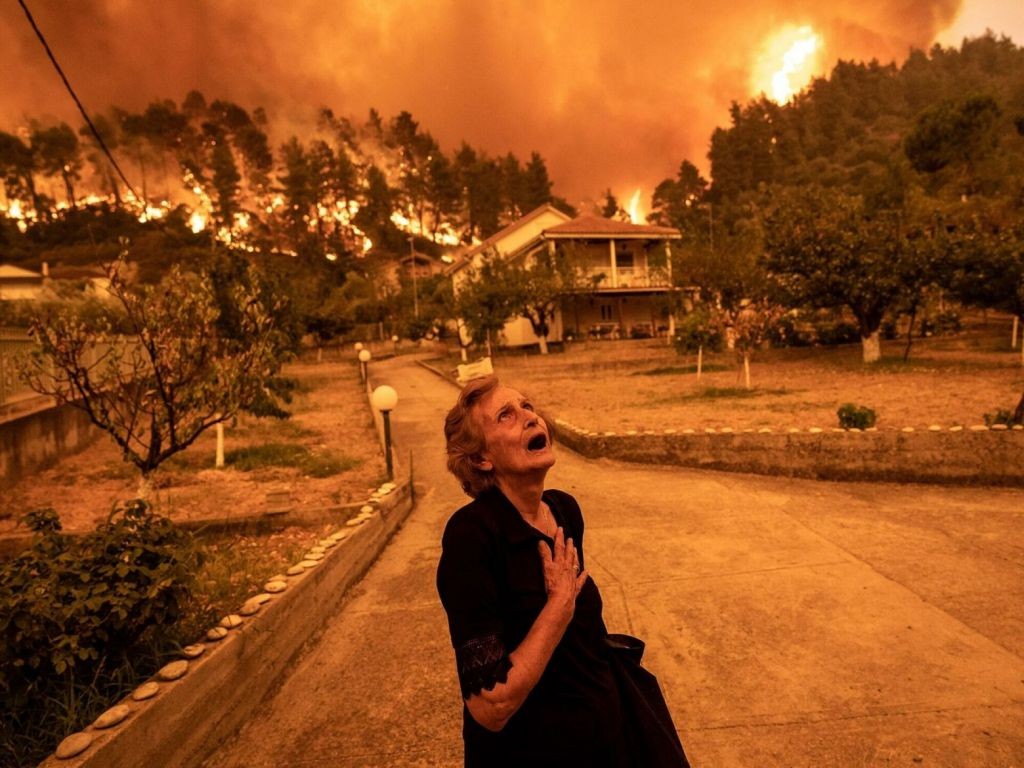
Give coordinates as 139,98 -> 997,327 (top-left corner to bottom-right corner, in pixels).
837,403 -> 877,429
673,306 -> 722,355
920,310 -> 962,336
983,409 -> 1015,427
225,443 -> 358,477
0,501 -> 200,765
768,314 -> 813,347
633,364 -> 729,376
815,321 -> 860,346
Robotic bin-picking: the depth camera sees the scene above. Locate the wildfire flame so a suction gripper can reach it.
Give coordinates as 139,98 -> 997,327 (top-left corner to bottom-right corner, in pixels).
1,154 -> 464,262
626,188 -> 643,224
754,25 -> 822,104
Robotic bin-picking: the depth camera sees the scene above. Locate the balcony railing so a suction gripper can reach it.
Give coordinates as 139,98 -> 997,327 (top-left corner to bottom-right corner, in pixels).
581,266 -> 671,290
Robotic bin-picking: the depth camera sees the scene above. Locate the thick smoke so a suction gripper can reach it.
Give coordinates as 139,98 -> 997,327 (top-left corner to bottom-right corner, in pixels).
1,0 -> 961,203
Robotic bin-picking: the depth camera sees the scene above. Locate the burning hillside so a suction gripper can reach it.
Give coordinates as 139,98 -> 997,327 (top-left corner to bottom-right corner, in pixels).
0,0 -> 975,204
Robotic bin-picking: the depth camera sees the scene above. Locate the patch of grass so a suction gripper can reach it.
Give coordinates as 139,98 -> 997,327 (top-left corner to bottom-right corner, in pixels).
684,386 -> 790,400
189,529 -> 312,620
641,386 -> 793,407
82,462 -> 136,483
633,364 -> 729,376
232,418 -> 319,440
225,443 -> 359,477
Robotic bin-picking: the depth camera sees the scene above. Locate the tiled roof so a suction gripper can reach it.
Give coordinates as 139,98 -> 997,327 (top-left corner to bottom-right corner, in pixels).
543,215 -> 680,239
457,203 -> 571,263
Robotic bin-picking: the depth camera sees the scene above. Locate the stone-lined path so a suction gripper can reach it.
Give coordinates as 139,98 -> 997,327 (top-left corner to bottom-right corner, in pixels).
206,355 -> 1024,767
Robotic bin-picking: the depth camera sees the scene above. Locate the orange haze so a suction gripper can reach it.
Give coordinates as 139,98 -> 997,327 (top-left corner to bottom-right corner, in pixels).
0,0 -> 961,203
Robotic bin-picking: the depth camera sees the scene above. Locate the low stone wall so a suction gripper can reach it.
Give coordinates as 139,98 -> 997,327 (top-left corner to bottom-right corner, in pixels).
414,359 -> 1024,487
39,479 -> 415,768
553,420 -> 1024,487
0,397 -> 100,489
34,361 -> 414,766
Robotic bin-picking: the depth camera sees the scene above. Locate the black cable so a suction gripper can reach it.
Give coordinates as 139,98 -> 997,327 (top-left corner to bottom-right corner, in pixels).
17,0 -> 143,204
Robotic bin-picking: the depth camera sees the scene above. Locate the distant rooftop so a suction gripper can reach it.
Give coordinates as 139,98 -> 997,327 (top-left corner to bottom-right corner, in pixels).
0,264 -> 42,280
456,204 -> 569,264
543,215 -> 680,239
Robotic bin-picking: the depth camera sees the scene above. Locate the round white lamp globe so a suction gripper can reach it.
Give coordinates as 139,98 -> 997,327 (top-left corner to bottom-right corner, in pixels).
358,349 -> 372,363
354,342 -> 364,351
371,385 -> 399,412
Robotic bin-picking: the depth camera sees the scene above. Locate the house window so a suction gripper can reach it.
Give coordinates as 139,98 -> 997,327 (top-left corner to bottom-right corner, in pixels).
600,305 -> 613,321
617,249 -> 634,269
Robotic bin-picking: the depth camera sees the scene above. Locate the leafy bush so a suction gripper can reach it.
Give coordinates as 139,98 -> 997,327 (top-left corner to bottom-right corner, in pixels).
983,409 -> 1015,427
768,314 -> 813,347
837,403 -> 877,429
920,310 -> 962,336
401,316 -> 435,341
225,443 -> 358,476
0,501 -> 200,765
815,321 -> 860,346
673,306 -> 723,355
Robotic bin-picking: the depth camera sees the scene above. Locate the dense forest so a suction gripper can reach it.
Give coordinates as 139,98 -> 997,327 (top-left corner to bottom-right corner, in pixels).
2,34 -> 1023,357
0,96 -> 571,270
649,33 -> 1024,363
0,96 -> 576,340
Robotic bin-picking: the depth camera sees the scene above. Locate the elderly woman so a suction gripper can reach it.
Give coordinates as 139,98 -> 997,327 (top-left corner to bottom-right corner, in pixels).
436,375 -> 688,767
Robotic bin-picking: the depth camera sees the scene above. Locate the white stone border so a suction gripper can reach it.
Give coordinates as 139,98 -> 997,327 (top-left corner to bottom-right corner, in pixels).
41,479 -> 413,767
552,418 -> 1024,436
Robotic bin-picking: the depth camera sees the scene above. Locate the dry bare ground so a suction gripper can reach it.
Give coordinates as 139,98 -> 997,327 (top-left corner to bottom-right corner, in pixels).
481,314 -> 1024,433
1,360 -> 387,534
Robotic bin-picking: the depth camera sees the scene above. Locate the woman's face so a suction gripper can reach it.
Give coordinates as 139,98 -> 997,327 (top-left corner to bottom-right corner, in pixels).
473,384 -> 555,482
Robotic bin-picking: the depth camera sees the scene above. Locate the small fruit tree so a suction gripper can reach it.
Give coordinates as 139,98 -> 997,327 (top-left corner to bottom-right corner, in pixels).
22,258 -> 282,496
715,300 -> 786,389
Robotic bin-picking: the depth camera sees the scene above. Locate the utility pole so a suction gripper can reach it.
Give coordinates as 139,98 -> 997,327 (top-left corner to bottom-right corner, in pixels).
408,236 -> 419,319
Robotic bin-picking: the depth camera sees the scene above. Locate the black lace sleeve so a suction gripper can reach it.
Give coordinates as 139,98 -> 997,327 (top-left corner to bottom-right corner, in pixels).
437,512 -> 511,700
454,633 -> 513,699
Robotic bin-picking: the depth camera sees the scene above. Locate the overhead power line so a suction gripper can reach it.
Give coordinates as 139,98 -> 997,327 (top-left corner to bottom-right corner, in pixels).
17,0 -> 143,204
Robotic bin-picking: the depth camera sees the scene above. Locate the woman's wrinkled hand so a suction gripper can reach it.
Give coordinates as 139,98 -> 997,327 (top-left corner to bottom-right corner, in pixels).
538,527 -> 588,622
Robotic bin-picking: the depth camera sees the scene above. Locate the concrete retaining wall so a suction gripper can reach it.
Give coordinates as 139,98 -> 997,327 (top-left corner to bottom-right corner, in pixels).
554,421 -> 1024,487
39,481 -> 415,768
414,359 -> 1024,487
0,397 -> 101,489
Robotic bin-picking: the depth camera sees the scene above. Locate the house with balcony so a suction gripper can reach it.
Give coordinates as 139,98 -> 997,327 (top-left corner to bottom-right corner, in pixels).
449,204 -> 682,347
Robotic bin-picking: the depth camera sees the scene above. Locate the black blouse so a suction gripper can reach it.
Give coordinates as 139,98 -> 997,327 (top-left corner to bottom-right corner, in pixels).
436,487 -> 630,767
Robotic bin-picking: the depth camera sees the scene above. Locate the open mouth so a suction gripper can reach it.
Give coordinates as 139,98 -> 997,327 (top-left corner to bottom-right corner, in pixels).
526,433 -> 548,452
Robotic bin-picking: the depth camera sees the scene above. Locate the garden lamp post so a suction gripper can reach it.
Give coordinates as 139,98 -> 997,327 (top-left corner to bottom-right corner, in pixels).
358,348 -> 372,384
392,334 -> 399,353
371,385 -> 399,480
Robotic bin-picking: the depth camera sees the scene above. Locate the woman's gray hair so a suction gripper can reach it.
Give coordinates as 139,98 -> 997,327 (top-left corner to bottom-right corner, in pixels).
444,375 -> 500,498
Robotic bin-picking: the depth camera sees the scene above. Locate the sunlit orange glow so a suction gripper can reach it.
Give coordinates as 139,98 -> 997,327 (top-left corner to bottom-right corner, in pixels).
753,25 -> 822,104
626,188 -> 643,224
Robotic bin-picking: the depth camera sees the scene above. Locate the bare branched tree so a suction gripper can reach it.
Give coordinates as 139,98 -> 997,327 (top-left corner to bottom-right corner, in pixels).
21,258 -> 281,497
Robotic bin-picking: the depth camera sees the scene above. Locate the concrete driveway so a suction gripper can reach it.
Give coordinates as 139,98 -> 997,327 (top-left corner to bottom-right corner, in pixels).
205,355 -> 1024,767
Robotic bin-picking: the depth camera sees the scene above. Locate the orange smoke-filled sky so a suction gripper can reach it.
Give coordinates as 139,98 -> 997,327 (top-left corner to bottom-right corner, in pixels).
1,0 -> 1021,206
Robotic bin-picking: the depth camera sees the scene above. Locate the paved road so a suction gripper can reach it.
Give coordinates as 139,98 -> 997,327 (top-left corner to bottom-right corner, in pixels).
207,356 -> 1024,767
